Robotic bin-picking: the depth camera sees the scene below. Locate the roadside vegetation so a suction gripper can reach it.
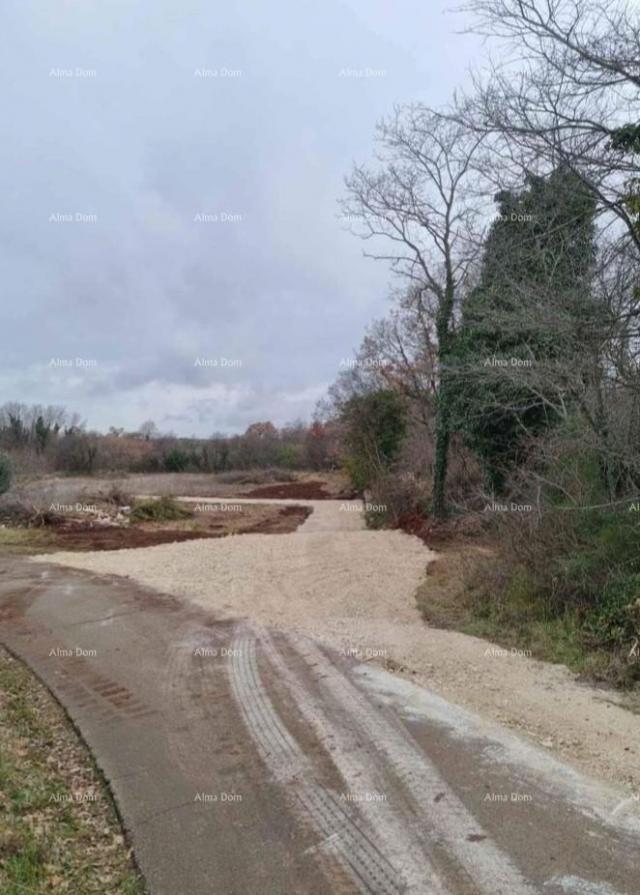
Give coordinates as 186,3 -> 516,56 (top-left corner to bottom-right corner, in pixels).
324,0 -> 640,688
128,496 -> 193,523
0,410 -> 339,477
0,648 -> 144,894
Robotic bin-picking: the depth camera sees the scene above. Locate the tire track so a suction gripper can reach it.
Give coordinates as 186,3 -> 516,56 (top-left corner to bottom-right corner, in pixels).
256,626 -> 450,894
229,629 -> 408,895
286,635 -> 539,895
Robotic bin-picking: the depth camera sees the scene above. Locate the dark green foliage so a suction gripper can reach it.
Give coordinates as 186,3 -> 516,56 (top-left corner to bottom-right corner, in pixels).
129,496 -> 193,523
163,447 -> 190,472
470,507 -> 640,684
55,432 -> 98,474
542,510 -> 640,682
610,122 -> 640,243
451,167 -> 597,492
7,414 -> 27,447
609,123 -> 640,154
341,389 -> 407,491
34,416 -> 50,453
0,453 -> 12,495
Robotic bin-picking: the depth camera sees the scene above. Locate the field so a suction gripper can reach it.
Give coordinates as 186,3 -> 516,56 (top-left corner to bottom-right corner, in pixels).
0,469 -> 350,556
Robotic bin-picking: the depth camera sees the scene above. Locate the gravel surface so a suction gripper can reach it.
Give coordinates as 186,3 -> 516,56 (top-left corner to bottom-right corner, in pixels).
38,497 -> 640,791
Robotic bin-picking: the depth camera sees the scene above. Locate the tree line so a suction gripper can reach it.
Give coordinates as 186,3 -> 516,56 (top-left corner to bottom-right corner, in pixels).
0,404 -> 339,478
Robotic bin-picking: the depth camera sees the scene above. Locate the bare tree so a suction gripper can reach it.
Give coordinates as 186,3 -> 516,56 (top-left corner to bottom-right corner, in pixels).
455,0 -> 640,247
342,106 -> 485,514
138,420 -> 159,441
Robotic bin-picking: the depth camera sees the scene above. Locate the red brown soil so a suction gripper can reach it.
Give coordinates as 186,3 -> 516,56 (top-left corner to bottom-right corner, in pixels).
396,511 -> 485,547
244,481 -> 332,499
26,506 -> 312,553
240,505 -> 311,533
51,528 -> 216,551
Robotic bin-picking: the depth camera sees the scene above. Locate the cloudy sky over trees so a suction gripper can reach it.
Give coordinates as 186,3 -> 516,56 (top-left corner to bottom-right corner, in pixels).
0,0 -> 481,434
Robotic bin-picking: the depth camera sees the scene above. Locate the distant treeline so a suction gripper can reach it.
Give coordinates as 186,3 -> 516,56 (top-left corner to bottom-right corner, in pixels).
0,403 -> 340,475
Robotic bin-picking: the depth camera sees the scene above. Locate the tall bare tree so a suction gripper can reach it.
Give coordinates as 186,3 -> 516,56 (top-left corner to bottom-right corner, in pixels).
342,107 -> 485,515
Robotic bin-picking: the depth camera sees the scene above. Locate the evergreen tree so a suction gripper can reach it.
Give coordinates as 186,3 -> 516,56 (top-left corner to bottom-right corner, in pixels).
451,167 -> 597,492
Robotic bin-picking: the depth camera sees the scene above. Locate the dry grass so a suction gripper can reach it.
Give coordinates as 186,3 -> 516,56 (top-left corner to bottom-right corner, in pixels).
5,470 -> 351,506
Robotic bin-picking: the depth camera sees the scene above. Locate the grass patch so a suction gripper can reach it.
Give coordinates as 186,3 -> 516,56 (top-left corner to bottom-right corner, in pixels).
129,496 -> 193,523
417,553 -> 611,679
416,509 -> 640,688
0,528 -> 55,556
0,648 -> 145,894
459,587 -> 612,679
364,507 -> 388,529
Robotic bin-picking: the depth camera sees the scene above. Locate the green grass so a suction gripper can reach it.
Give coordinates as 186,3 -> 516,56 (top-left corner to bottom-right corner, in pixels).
0,528 -> 55,556
457,509 -> 640,687
459,607 -> 611,678
129,496 -> 193,523
0,650 -> 146,894
416,523 -> 640,688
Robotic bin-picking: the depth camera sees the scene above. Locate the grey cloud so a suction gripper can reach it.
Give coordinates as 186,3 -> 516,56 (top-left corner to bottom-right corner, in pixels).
0,0 -> 481,434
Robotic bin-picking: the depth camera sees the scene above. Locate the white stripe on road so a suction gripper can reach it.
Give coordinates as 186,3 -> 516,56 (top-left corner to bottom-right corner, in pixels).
545,875 -> 629,895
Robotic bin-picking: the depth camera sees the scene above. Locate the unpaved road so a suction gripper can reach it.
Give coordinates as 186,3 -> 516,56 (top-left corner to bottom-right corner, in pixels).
40,497 -> 640,789
1,498 -> 639,894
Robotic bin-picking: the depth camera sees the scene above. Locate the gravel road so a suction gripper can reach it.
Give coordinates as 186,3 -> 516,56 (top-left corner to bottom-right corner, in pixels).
38,496 -> 640,791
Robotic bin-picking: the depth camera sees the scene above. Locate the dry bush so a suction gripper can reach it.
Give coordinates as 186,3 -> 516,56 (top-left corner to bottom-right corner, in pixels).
215,468 -> 297,485
98,435 -> 154,472
367,471 -> 428,527
445,437 -> 484,510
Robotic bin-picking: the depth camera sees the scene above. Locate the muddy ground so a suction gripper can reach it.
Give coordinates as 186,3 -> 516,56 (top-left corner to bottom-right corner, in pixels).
0,501 -> 310,554
244,480 -> 342,499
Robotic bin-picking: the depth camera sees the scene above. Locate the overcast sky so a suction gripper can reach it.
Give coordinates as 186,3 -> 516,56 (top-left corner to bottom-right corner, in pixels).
1,0 -> 482,436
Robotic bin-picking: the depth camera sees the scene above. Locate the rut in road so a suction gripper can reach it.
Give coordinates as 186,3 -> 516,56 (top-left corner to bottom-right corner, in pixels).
230,630 -> 406,894
287,635 -> 539,895
228,623 -> 539,895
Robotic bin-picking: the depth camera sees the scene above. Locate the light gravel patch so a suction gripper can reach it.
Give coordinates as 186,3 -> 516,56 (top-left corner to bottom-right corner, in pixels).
37,528 -> 431,633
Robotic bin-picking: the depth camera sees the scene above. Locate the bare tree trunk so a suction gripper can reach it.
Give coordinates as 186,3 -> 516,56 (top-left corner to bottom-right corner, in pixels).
431,278 -> 455,517
432,386 -> 451,516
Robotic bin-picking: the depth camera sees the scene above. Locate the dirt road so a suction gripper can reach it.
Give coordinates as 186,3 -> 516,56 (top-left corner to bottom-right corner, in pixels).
1,499 -> 639,893
39,497 -> 640,788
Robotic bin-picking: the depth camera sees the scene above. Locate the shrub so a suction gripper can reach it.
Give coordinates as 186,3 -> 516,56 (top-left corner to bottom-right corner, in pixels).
276,444 -> 302,469
105,483 -> 133,507
364,471 -> 424,528
163,448 -> 190,472
465,507 -> 640,685
55,432 -> 99,474
129,496 -> 193,523
0,453 -> 12,495
341,390 -> 407,491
